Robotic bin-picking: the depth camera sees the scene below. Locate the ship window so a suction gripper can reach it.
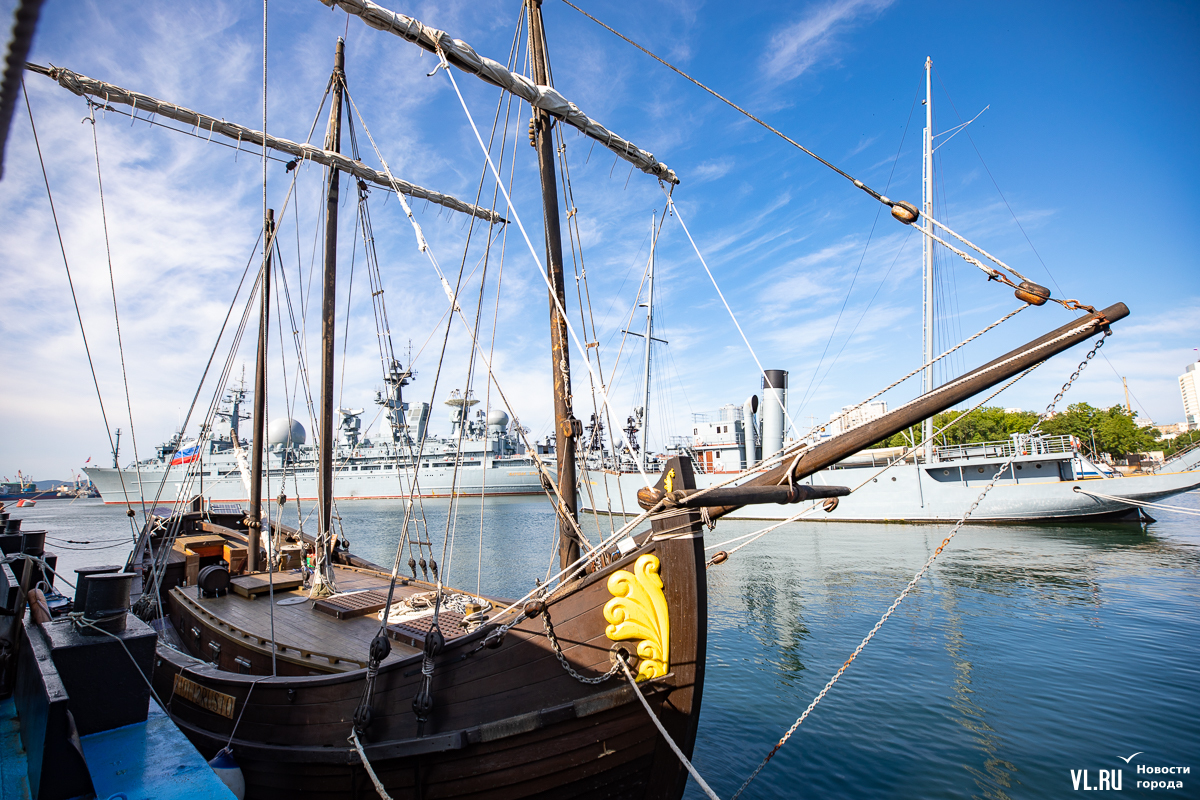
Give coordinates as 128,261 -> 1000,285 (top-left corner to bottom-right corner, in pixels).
978,467 -> 985,473
943,470 -> 949,475
1036,463 -> 1042,469
715,451 -> 721,458
693,428 -> 698,435
1016,464 -> 1022,470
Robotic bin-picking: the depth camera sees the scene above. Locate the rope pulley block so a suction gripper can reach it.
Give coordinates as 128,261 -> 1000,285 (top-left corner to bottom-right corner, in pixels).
890,200 -> 920,224
1014,280 -> 1051,306
523,599 -> 546,618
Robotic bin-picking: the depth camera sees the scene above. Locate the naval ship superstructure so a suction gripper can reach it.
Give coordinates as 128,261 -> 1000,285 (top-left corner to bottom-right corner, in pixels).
85,367 -> 551,505
582,371 -> 1200,523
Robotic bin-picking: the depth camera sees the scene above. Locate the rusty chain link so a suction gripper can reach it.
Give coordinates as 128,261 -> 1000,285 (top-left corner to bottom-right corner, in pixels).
732,331 -> 1110,799
542,610 -> 622,685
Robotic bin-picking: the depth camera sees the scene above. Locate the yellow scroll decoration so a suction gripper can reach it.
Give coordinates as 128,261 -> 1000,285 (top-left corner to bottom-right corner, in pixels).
604,554 -> 669,681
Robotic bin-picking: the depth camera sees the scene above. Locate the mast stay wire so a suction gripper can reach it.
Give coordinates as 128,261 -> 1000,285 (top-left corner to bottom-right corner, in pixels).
84,99 -> 148,532
338,25 -> 534,607
933,65 -> 1147,419
561,0 -> 1095,318
729,333 -> 1108,799
441,13 -> 532,588
23,81 -> 136,541
705,359 -> 1047,564
478,11 -> 528,593
794,79 -> 922,422
558,0 -> 900,210
662,193 -> 805,447
436,51 -> 658,492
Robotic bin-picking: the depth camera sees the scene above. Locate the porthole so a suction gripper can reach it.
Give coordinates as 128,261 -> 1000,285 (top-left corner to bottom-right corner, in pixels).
1036,463 -> 1043,469
891,477 -> 897,481
978,467 -> 985,473
943,470 -> 949,475
1016,464 -> 1023,470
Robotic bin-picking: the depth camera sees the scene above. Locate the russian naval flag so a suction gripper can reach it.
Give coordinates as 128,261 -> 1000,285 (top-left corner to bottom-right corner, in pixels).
171,443 -> 200,465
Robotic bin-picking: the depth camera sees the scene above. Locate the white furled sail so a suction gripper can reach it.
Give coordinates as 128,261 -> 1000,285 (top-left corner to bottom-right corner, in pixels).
321,0 -> 680,185
26,63 -> 504,224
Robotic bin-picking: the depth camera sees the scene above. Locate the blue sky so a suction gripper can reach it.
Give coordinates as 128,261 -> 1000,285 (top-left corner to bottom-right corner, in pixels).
1,0 -> 1197,479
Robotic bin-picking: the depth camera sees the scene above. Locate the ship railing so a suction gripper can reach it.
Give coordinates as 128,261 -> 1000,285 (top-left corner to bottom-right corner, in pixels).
932,434 -> 1076,463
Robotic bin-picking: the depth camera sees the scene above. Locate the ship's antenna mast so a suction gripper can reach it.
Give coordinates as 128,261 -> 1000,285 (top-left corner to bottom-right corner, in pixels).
922,56 -> 934,463
528,0 -> 580,571
641,210 -> 656,472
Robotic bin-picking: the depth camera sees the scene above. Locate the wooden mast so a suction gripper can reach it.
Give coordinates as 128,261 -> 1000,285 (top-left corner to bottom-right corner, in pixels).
316,38 -> 345,586
247,208 -> 274,572
528,0 -> 579,571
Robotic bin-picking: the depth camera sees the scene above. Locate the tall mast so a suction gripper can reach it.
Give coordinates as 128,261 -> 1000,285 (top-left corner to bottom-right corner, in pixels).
921,56 -> 934,463
528,0 -> 579,571
316,38 -> 345,589
247,208 -> 274,572
641,211 -> 656,472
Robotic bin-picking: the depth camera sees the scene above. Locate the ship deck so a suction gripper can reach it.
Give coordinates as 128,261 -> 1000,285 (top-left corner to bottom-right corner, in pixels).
170,564 -> 431,673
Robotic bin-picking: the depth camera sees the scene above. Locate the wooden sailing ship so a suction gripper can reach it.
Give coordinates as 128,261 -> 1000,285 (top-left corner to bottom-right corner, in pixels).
29,2 -> 1132,798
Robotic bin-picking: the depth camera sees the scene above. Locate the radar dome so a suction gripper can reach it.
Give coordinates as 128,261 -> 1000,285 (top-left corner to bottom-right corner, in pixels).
267,417 -> 306,449
486,409 -> 509,427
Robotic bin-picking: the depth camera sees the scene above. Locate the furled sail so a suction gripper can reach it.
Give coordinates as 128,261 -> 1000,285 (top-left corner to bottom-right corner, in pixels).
25,63 -> 504,224
320,0 -> 680,185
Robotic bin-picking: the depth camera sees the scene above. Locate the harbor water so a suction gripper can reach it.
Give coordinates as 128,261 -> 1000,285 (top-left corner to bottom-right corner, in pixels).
15,490 -> 1199,798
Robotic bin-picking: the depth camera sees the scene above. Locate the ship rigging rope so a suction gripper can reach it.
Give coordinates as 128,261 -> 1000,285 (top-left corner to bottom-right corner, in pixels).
816,303 -> 1027,441
620,658 -> 723,800
664,193 -> 804,448
559,0 -> 885,208
668,306 -> 1112,513
84,100 -> 148,529
1072,487 -> 1200,518
341,88 -> 515,573
702,362 -> 1046,562
349,729 -> 394,800
22,81 -> 138,540
438,49 -> 659,492
559,0 -> 1097,317
137,67 -> 330,532
731,332 -> 1108,798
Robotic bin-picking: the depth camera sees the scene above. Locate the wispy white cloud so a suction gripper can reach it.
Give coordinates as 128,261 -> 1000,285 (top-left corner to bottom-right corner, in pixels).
762,0 -> 895,84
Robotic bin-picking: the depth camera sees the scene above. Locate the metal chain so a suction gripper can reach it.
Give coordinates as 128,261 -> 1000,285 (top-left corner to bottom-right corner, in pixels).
732,332 -> 1109,799
542,612 -> 621,685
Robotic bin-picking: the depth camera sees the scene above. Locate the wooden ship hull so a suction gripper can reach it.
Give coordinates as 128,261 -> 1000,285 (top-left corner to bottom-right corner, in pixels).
133,477 -> 707,800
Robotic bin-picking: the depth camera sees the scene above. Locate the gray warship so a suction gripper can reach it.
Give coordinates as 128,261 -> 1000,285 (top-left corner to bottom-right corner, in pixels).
85,370 -> 552,505
582,369 -> 1200,523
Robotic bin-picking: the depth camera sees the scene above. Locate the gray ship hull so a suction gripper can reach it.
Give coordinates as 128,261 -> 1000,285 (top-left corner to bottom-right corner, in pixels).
85,458 -> 548,505
583,447 -> 1200,523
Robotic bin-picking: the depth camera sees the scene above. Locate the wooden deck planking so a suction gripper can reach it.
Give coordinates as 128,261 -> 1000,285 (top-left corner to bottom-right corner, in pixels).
190,565 -> 426,664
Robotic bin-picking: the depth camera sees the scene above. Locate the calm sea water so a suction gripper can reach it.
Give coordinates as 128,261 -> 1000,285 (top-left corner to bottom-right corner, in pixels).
14,489 -> 1199,799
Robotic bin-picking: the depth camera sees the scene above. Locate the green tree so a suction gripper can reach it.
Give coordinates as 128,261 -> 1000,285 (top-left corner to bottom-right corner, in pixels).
1165,430 -> 1200,457
867,402 -> 1158,458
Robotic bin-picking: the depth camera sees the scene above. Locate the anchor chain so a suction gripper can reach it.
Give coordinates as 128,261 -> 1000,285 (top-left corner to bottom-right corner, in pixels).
540,608 -> 621,685
732,332 -> 1109,799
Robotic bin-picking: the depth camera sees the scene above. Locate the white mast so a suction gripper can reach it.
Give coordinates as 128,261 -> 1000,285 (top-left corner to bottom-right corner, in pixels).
922,56 -> 934,463
641,211 -> 657,471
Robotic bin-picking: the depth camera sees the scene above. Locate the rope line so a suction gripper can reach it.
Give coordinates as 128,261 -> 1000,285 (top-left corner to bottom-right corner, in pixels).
84,100 -> 146,533
619,658 -> 722,800
1072,487 -> 1200,517
558,0 -> 893,209
731,332 -> 1108,798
